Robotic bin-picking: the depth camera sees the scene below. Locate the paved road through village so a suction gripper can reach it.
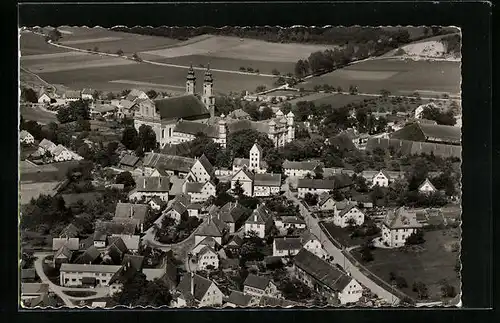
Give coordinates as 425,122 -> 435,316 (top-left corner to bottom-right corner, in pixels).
283,181 -> 400,305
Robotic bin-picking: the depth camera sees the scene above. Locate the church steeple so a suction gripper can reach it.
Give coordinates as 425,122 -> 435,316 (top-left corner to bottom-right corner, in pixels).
202,64 -> 215,118
186,64 -> 196,95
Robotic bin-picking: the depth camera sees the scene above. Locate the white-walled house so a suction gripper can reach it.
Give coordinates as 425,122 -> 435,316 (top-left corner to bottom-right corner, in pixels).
274,216 -> 306,233
243,274 -> 281,298
195,246 -> 219,271
248,142 -> 267,174
184,181 -> 216,203
381,207 -> 423,248
300,231 -> 326,259
244,205 -> 273,239
38,92 -> 52,104
20,130 -> 35,145
318,194 -> 337,211
231,169 -> 254,196
333,204 -> 365,228
297,179 -> 336,198
283,160 -> 322,178
52,145 -> 75,162
129,176 -> 171,202
253,173 -> 281,197
272,237 -> 302,257
175,273 -> 224,307
186,154 -> 214,183
59,264 -> 122,287
370,170 -> 392,188
37,139 -> 57,155
418,178 -> 437,194
194,216 -> 227,245
293,249 -> 362,305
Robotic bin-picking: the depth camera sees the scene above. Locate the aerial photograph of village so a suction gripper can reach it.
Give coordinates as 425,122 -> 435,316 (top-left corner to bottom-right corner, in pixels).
19,25 -> 461,309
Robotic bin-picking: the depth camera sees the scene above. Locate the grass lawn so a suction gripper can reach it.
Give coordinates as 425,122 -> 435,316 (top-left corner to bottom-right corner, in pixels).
301,59 -> 461,97
351,227 -> 461,302
63,290 -> 98,297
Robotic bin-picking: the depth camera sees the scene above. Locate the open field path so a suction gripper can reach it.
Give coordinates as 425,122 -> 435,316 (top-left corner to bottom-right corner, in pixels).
20,66 -> 57,92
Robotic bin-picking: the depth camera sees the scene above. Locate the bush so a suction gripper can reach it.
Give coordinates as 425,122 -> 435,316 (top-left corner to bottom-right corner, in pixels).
116,49 -> 124,56
405,229 -> 425,245
395,276 -> 408,288
412,281 -> 429,299
441,282 -> 457,298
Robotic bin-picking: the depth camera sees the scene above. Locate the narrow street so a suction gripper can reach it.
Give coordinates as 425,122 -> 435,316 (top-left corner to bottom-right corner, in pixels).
33,253 -> 110,307
282,180 -> 400,305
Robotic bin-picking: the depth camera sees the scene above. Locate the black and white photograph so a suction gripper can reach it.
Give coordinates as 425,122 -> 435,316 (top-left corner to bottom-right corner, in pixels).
19,24 -> 462,309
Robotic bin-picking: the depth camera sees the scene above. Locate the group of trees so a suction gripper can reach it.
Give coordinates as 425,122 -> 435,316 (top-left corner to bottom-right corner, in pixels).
420,105 -> 456,126
57,99 -> 91,124
113,272 -> 172,307
121,124 -> 158,157
155,213 -> 202,244
21,87 -> 39,103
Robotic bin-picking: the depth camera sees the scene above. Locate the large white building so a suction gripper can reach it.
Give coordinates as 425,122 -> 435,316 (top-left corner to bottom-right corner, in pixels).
381,207 -> 423,248
59,264 -> 122,287
297,179 -> 336,198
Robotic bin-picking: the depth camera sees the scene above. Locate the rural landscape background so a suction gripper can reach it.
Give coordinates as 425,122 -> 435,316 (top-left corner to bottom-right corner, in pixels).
19,26 -> 461,309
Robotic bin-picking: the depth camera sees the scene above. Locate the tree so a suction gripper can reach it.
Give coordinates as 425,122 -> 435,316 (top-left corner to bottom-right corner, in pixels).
116,171 -> 136,189
57,99 -> 90,123
405,229 -> 425,245
440,281 -> 457,298
132,53 -> 142,62
138,124 -> 157,153
349,85 -> 359,95
412,281 -> 429,299
21,87 -> 38,103
116,49 -> 124,56
233,180 -> 245,197
360,244 -> 374,262
121,127 -> 139,150
227,129 -> 274,158
47,28 -> 62,42
294,59 -> 310,78
304,193 -> 318,206
255,85 -> 267,93
370,185 -> 385,205
260,107 -> 274,120
271,68 -> 280,76
146,90 -> 158,99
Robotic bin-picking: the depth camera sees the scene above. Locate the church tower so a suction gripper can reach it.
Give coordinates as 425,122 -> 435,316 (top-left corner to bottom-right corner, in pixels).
287,111 -> 295,143
186,64 -> 196,95
202,65 -> 216,118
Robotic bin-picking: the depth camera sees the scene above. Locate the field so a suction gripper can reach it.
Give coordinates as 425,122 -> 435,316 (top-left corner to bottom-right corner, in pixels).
301,58 -> 461,97
352,228 -> 461,301
20,104 -> 58,124
290,93 -> 374,109
37,63 -> 277,94
20,32 -> 71,56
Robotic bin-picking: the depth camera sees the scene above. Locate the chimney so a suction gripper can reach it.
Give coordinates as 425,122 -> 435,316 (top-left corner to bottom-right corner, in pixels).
190,272 -> 195,296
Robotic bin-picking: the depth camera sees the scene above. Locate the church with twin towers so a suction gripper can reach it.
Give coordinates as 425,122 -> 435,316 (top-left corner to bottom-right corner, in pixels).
133,64 -> 295,149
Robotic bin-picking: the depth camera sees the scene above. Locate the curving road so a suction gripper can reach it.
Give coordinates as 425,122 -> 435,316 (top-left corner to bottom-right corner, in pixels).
283,180 -> 400,305
33,253 -> 110,307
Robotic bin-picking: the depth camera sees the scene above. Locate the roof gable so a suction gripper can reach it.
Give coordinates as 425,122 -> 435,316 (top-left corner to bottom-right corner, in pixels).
244,274 -> 272,290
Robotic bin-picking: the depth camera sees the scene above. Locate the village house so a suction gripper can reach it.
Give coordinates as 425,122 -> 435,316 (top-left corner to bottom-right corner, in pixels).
191,236 -> 220,256
300,231 -> 326,259
52,237 -> 80,266
128,176 -> 171,202
318,193 -> 337,211
81,88 -> 94,101
259,295 -> 300,308
418,178 -> 437,194
366,170 -> 393,188
225,290 -> 258,307
147,196 -> 168,211
164,193 -> 190,222
243,274 -> 281,298
111,234 -> 140,252
174,273 -> 224,307
224,235 -> 244,256
118,154 -> 142,171
101,236 -> 130,266
272,237 -> 303,257
21,283 -> 51,308
37,88 -> 53,104
297,179 -> 336,198
283,160 -> 323,178
232,142 -> 267,174
244,204 -> 273,239
274,216 -> 306,233
215,201 -> 251,233
194,245 -> 219,271
113,203 -> 150,233
184,180 -> 216,203
293,249 -> 363,305
92,220 -> 137,249
186,154 -> 215,183
113,99 -> 137,119
390,122 -> 462,146
171,118 -> 228,148
195,216 -> 228,245
231,169 -> 254,196
59,263 -> 122,287
228,108 -> 250,120
37,138 -> 56,155
64,90 -> 81,102
143,153 -> 195,178
381,207 -> 423,248
74,245 -> 102,265
20,130 -> 35,145
253,173 -> 282,197
333,204 -> 365,228
126,89 -> 149,102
